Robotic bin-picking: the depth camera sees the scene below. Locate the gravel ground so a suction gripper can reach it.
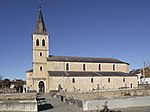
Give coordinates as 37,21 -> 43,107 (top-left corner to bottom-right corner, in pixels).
38,94 -> 150,112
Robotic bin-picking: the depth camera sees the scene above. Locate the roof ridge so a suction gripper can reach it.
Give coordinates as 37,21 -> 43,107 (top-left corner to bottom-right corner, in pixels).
49,55 -> 118,59
47,55 -> 129,65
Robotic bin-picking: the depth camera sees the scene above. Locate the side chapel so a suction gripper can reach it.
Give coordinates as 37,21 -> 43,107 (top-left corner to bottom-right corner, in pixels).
26,7 -> 137,93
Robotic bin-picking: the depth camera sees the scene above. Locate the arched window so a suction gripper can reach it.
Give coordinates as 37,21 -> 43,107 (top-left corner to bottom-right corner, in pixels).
36,39 -> 39,46
99,64 -> 101,71
130,83 -> 132,88
91,78 -> 93,83
40,66 -> 43,71
66,63 -> 69,71
40,52 -> 43,56
108,78 -> 110,83
72,78 -> 75,83
123,78 -> 125,82
42,39 -> 45,46
113,64 -> 115,71
83,64 -> 86,71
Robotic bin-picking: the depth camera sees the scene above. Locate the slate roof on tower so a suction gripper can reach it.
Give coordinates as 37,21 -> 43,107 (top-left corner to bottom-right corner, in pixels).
33,7 -> 48,35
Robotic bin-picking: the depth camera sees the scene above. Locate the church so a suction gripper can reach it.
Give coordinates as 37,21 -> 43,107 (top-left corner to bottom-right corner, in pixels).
26,7 -> 138,93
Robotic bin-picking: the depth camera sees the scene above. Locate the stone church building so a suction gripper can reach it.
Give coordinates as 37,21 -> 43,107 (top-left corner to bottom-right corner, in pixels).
26,7 -> 137,93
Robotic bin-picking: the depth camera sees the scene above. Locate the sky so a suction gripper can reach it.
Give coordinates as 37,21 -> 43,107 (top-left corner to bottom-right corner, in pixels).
0,0 -> 150,80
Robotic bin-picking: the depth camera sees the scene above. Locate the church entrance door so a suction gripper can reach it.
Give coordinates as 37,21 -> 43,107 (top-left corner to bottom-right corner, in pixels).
38,81 -> 45,93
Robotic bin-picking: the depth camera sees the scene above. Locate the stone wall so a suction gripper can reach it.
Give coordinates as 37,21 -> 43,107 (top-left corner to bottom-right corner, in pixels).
57,89 -> 150,111
59,89 -> 150,100
0,93 -> 37,112
47,61 -> 129,73
83,96 -> 150,111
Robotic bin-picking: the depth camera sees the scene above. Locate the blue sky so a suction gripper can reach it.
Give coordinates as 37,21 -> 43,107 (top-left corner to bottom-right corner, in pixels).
0,0 -> 150,80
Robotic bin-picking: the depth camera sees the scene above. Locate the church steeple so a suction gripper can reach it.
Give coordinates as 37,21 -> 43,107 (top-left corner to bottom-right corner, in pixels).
33,6 -> 47,35
32,6 -> 49,63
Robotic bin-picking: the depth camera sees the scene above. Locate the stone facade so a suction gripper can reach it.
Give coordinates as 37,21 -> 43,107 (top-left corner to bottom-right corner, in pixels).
26,7 -> 138,93
48,75 -> 137,92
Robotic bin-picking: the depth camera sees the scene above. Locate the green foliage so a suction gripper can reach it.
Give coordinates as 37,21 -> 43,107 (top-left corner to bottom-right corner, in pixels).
3,79 -> 11,88
14,85 -> 23,93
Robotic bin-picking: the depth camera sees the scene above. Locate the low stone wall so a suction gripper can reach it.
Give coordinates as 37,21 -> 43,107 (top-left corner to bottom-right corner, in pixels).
57,89 -> 150,111
56,94 -> 83,109
83,96 -> 150,111
0,93 -> 37,112
138,84 -> 150,89
59,89 -> 150,100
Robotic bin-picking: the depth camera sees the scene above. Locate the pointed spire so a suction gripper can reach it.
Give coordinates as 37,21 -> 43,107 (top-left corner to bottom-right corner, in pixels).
33,6 -> 48,35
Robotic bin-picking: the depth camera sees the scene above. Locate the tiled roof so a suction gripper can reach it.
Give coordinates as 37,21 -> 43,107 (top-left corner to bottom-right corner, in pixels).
48,71 -> 136,77
47,56 -> 129,65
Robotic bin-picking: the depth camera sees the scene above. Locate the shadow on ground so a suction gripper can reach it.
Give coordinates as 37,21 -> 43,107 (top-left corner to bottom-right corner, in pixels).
38,103 -> 54,111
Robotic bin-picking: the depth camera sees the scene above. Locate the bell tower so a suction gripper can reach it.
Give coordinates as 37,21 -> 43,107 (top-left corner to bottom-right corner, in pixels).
32,6 -> 49,93
32,6 -> 49,63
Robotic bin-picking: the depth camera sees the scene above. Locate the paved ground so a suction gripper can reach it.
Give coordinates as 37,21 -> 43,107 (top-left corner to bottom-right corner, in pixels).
38,94 -> 150,112
120,106 -> 150,112
38,94 -> 86,112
